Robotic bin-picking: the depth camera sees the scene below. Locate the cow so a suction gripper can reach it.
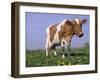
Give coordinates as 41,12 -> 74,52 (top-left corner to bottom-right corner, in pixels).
45,17 -> 87,58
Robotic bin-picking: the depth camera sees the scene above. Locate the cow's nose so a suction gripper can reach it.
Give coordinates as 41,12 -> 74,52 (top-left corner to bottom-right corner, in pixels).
79,32 -> 84,37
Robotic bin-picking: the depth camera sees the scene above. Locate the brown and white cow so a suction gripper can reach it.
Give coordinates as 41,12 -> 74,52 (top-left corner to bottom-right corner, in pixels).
45,18 -> 87,58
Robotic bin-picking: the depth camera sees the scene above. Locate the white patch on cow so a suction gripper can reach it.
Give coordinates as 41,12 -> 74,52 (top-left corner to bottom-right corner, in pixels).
74,18 -> 80,24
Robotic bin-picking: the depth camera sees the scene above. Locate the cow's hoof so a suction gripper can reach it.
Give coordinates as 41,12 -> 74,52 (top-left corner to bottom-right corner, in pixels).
62,55 -> 65,59
54,54 -> 57,56
46,55 -> 48,57
54,51 -> 57,56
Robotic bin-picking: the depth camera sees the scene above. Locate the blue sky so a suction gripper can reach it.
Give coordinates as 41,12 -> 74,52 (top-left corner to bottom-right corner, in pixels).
25,12 -> 89,50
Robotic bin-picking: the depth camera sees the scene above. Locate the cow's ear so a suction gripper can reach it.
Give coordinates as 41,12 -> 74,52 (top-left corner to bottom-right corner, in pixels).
82,19 -> 87,24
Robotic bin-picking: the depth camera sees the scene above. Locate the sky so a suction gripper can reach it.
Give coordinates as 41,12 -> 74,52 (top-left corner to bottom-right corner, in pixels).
25,12 -> 90,50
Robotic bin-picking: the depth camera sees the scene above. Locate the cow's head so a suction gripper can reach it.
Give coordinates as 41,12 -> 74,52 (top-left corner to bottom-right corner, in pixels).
72,18 -> 87,37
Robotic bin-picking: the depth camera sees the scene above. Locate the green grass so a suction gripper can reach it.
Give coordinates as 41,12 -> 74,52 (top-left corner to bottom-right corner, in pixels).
26,47 -> 89,67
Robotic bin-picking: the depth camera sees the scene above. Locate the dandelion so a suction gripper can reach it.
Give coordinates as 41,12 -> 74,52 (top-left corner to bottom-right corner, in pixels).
57,60 -> 66,65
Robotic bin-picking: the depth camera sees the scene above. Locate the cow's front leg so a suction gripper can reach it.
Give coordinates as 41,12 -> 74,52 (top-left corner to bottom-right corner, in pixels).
67,40 -> 71,56
61,38 -> 71,58
53,49 -> 57,56
61,41 -> 65,59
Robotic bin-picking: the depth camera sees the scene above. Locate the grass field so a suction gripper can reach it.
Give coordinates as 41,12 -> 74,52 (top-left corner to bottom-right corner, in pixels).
26,46 -> 89,67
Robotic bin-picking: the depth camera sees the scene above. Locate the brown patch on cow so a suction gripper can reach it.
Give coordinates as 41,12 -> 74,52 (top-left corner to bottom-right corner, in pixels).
58,20 -> 73,40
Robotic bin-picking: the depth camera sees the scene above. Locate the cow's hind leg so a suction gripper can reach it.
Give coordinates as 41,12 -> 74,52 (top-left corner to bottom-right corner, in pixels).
45,39 -> 50,57
53,49 -> 57,56
67,40 -> 71,57
46,47 -> 49,57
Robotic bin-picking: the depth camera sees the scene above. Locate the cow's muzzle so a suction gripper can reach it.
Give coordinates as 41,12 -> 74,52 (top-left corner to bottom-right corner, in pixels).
78,32 -> 84,37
